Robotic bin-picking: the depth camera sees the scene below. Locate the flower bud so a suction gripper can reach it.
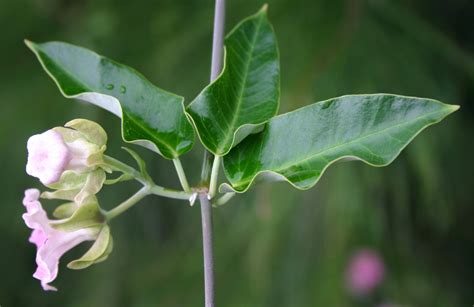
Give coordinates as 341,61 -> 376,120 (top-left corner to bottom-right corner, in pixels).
26,119 -> 107,185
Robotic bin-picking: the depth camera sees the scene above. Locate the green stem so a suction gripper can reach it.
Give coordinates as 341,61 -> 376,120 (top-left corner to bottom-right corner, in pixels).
150,185 -> 191,200
103,155 -> 191,200
208,155 -> 221,199
173,158 -> 191,193
200,151 -> 214,186
104,155 -> 143,182
105,186 -> 150,220
213,192 -> 235,207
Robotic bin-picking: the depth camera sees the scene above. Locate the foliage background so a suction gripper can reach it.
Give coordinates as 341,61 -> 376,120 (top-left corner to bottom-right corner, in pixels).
1,0 -> 473,306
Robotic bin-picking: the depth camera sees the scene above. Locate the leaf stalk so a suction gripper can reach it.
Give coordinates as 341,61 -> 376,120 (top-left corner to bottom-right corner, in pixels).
213,192 -> 235,207
208,155 -> 221,199
173,158 -> 192,193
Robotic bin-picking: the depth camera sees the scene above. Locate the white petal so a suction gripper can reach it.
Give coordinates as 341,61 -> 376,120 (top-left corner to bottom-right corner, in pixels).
22,189 -> 97,291
26,130 -> 71,184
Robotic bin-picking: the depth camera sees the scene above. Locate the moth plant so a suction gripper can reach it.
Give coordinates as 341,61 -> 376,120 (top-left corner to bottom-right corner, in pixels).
22,1 -> 458,306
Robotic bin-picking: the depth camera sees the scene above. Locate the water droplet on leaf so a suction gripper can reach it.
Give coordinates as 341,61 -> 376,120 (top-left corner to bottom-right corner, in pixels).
120,85 -> 127,93
106,83 -> 114,90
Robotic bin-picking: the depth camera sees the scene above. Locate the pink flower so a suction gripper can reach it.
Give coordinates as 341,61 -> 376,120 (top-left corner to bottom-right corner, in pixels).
26,121 -> 106,185
345,249 -> 385,296
26,130 -> 71,185
22,189 -> 97,291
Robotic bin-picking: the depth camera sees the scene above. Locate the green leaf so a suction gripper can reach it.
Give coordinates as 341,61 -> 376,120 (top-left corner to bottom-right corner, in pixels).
68,225 -> 113,270
186,5 -> 280,156
222,94 -> 459,192
25,40 -> 194,159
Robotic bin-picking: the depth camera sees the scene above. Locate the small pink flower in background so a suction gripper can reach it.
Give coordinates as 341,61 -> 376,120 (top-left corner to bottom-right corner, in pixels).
26,130 -> 71,185
345,248 -> 385,296
22,189 -> 97,291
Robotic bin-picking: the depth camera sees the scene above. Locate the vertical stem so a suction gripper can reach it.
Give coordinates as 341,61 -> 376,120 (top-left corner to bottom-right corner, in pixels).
210,0 -> 226,82
199,1 -> 225,306
200,194 -> 215,307
201,0 -> 226,186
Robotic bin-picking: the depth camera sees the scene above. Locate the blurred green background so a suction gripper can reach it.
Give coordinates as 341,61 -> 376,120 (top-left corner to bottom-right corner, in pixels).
1,0 -> 473,306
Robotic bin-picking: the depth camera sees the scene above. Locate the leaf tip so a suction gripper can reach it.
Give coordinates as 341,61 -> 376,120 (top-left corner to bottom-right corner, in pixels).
24,39 -> 35,49
450,104 -> 461,112
261,3 -> 269,13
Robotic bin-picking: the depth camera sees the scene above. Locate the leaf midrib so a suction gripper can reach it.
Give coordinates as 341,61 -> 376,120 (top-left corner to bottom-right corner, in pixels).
125,113 -> 177,157
217,15 -> 264,153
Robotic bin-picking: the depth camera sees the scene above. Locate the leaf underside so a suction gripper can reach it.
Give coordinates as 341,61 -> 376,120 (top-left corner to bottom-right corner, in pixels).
186,6 -> 280,156
26,40 -> 194,159
222,94 -> 459,192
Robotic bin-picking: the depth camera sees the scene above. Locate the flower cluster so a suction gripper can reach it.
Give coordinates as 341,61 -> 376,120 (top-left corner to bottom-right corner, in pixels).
23,119 -> 113,291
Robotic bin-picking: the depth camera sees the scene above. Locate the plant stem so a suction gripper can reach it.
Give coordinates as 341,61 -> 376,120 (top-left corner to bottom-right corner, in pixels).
200,151 -> 214,186
199,193 -> 215,307
199,1 -> 225,306
104,155 -> 191,200
149,185 -> 191,200
208,155 -> 221,199
210,1 -> 226,82
213,192 -> 235,207
173,158 -> 191,193
105,186 -> 150,220
104,155 -> 143,183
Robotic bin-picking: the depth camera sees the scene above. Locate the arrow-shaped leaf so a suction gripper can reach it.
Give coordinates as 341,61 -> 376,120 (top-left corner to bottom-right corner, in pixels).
26,40 -> 194,159
186,5 -> 280,156
222,94 -> 459,192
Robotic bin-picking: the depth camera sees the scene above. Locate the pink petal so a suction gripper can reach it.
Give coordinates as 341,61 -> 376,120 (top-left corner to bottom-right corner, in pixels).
346,249 -> 385,296
33,228 -> 95,291
22,189 -> 96,291
22,189 -> 51,232
65,138 -> 97,171
29,229 -> 47,248
26,130 -> 71,185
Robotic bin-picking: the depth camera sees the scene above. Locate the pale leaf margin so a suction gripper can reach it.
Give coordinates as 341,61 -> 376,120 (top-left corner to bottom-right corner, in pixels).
25,40 -> 192,159
220,94 -> 460,193
185,5 -> 280,156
